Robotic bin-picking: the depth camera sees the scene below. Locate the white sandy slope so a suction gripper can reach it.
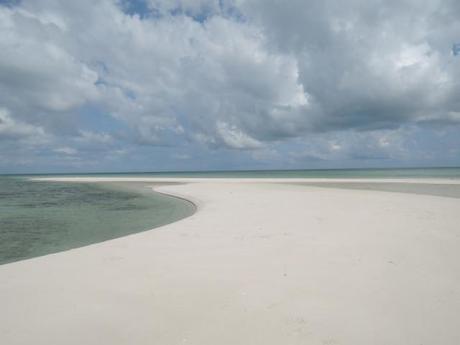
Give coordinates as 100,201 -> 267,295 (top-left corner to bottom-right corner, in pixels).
1,179 -> 460,345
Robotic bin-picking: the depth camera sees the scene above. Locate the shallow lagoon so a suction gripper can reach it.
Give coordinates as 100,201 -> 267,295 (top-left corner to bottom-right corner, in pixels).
0,178 -> 194,265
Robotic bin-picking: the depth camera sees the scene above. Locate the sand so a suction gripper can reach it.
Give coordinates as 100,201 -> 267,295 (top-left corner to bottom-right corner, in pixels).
1,178 -> 460,345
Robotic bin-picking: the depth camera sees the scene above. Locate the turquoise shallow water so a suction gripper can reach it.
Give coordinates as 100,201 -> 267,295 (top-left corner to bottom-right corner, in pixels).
1,167 -> 459,265
0,178 -> 194,265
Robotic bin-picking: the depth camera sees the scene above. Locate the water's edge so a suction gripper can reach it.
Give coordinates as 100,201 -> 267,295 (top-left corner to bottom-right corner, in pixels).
0,179 -> 195,265
290,182 -> 460,199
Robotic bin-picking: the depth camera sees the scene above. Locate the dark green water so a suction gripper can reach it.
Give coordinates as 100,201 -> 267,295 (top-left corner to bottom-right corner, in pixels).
0,178 -> 194,265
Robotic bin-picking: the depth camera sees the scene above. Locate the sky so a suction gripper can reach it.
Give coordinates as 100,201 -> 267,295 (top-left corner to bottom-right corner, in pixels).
0,0 -> 459,173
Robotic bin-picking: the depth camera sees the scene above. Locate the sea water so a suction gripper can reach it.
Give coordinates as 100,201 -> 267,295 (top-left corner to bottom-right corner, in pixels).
22,166 -> 460,179
0,178 -> 194,265
1,167 -> 460,265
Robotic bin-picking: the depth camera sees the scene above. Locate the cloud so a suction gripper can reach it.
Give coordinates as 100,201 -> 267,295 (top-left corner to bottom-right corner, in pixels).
0,6 -> 99,115
216,121 -> 262,149
239,0 -> 460,132
0,0 -> 459,172
53,146 -> 78,155
76,130 -> 113,145
0,108 -> 47,143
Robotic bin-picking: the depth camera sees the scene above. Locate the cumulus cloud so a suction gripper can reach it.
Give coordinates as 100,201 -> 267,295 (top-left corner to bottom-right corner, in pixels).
53,146 -> 78,155
0,6 -> 99,114
0,0 -> 459,172
216,121 -> 263,149
240,0 -> 460,131
76,131 -> 113,145
0,108 -> 47,143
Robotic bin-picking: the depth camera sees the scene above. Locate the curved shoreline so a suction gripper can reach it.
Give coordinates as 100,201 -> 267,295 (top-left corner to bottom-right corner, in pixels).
3,176 -> 458,266
150,184 -> 201,212
1,179 -> 460,344
0,180 -> 196,266
34,176 -> 460,200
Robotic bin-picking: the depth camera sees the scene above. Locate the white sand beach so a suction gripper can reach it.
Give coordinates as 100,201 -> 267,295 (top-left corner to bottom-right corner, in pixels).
1,178 -> 460,345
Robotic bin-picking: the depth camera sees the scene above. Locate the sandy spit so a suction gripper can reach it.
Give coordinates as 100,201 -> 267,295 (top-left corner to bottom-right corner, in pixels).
1,179 -> 460,345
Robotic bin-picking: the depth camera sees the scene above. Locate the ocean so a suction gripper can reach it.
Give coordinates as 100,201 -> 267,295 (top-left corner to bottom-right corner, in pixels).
1,167 -> 459,265
0,178 -> 194,265
15,166 -> 460,179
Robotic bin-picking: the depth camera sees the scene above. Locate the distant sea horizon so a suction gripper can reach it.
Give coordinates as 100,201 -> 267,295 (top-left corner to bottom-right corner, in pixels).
4,166 -> 460,179
2,166 -> 460,265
